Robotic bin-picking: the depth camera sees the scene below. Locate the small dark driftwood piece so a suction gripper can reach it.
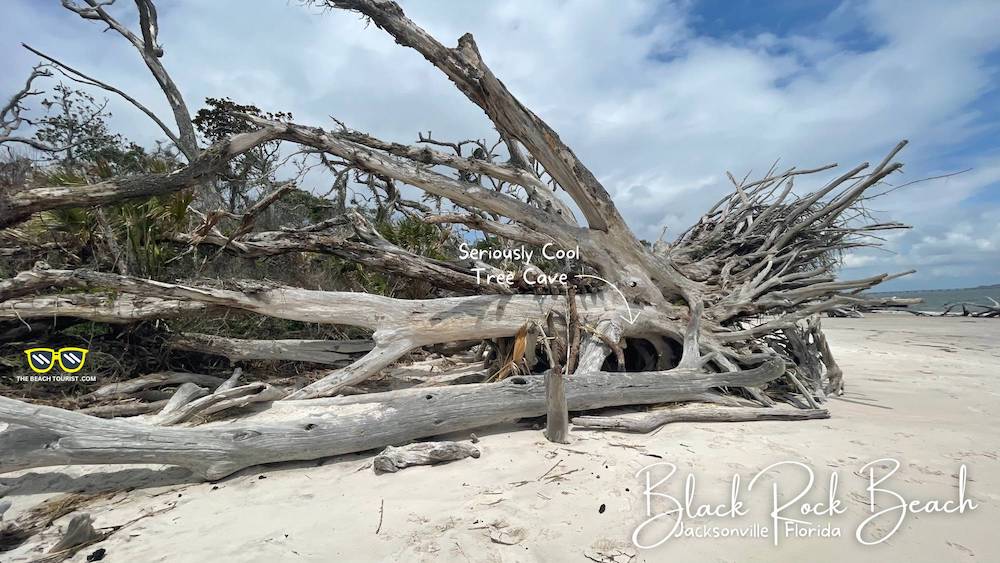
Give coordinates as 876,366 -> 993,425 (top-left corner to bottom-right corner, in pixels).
373,441 -> 481,473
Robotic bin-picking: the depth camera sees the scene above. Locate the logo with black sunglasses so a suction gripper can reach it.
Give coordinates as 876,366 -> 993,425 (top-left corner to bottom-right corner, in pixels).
24,347 -> 89,374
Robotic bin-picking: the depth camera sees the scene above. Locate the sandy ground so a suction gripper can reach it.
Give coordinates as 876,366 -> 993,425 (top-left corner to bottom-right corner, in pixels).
2,314 -> 998,562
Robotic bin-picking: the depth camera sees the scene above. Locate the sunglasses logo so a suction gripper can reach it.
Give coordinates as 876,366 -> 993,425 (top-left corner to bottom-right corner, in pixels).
24,347 -> 89,374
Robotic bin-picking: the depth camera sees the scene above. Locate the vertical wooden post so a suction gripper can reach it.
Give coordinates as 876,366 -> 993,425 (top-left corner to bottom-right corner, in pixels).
544,367 -> 569,444
543,287 -> 575,444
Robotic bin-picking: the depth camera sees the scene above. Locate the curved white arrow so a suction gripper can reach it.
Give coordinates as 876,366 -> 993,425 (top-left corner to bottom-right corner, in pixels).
573,274 -> 641,325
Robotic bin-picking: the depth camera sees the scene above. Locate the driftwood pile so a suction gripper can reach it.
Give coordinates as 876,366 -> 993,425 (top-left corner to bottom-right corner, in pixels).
0,0 -> 918,481
940,299 -> 1000,318
828,296 -> 999,318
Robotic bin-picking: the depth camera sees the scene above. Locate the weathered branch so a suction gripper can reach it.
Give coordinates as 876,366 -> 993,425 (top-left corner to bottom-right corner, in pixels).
572,403 -> 830,433
320,0 -> 630,236
0,357 -> 783,479
243,116 -> 584,250
22,43 -> 182,148
336,129 -> 576,224
170,333 -> 374,365
155,382 -> 285,425
423,213 -> 555,248
169,222 -> 509,294
0,64 -> 64,152
63,0 -> 199,160
0,293 -> 209,324
83,371 -> 226,401
0,128 -> 281,228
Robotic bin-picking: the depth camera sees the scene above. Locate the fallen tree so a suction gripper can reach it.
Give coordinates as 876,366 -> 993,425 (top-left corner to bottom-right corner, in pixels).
0,0 -> 916,479
1,356 -> 783,480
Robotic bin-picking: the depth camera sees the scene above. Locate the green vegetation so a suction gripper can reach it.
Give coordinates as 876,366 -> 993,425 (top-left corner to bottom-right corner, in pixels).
1,90 -> 468,390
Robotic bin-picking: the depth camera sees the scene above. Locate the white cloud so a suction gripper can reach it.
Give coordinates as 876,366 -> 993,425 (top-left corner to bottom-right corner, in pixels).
842,254 -> 878,269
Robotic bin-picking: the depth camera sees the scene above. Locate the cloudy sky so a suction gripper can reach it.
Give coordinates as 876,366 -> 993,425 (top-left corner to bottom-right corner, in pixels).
2,0 -> 999,290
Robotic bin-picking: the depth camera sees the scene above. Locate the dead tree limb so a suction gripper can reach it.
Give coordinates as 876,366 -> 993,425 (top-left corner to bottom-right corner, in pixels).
0,129 -> 280,228
572,403 -> 830,433
0,65 -> 61,151
168,211 -> 515,294
59,0 -> 200,160
22,43 -> 182,149
83,371 -> 226,401
170,333 -> 374,365
0,293 -> 210,324
154,382 -> 284,425
0,358 -> 782,479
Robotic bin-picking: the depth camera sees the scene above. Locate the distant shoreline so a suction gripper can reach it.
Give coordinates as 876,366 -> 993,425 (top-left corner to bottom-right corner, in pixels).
865,284 -> 999,311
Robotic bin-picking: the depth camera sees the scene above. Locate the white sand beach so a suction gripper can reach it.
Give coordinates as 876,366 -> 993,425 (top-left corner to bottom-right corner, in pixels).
3,314 -> 998,562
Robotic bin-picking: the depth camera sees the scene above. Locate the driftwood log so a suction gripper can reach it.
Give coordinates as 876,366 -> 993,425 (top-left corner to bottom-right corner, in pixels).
0,357 -> 781,480
572,403 -> 830,433
373,441 -> 481,473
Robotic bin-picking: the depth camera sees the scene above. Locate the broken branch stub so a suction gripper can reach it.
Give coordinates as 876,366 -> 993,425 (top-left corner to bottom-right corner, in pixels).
373,441 -> 480,473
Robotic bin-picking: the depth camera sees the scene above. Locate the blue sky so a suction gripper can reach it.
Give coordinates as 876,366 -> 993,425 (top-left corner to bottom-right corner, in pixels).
2,0 -> 999,290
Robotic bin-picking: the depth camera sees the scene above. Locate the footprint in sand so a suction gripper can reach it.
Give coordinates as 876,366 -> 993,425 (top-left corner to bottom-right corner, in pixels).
585,539 -> 637,563
908,464 -> 944,477
946,540 -> 975,557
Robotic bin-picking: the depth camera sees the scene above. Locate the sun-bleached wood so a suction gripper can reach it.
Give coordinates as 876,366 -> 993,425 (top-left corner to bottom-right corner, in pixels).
572,403 -> 830,433
373,441 -> 481,473
171,333 -> 374,365
0,357 -> 781,479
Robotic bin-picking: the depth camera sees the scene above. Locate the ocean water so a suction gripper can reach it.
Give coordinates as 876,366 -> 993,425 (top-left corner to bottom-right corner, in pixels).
866,285 -> 1000,312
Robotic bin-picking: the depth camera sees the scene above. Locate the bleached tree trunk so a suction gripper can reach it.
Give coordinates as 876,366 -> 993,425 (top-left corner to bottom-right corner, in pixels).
0,357 -> 781,480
